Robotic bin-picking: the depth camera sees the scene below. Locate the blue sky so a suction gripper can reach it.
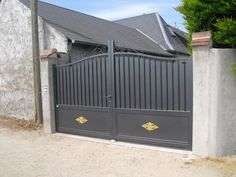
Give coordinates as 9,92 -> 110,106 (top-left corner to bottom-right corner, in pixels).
41,0 -> 186,31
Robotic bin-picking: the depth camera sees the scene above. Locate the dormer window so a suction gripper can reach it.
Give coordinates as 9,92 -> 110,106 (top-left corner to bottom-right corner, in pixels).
167,27 -> 176,37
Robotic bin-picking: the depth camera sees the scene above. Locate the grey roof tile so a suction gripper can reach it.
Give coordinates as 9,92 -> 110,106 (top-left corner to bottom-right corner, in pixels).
115,13 -> 189,55
115,13 -> 169,50
19,0 -> 172,56
159,16 -> 188,54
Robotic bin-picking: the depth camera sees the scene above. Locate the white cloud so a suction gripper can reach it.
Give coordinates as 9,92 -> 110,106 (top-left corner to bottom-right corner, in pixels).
91,3 -> 161,20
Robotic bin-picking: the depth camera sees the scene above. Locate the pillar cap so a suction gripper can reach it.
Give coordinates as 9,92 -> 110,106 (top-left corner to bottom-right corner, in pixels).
40,48 -> 58,59
192,31 -> 212,47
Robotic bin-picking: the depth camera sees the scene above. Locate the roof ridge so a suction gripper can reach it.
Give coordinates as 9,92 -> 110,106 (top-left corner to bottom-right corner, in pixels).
114,12 -> 158,22
155,13 -> 174,51
135,28 -> 167,51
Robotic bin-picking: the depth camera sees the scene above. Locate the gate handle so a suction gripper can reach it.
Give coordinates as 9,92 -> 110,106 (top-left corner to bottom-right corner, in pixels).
105,95 -> 112,99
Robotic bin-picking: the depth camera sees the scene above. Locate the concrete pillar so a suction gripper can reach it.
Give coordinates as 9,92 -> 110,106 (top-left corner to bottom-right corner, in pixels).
40,49 -> 68,133
192,31 -> 213,156
192,31 -> 236,156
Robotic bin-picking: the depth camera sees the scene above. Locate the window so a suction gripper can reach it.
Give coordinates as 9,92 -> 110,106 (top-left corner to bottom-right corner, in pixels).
167,27 -> 176,37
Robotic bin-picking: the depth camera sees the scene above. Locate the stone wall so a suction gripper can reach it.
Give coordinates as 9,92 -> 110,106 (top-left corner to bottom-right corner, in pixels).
0,0 -> 68,119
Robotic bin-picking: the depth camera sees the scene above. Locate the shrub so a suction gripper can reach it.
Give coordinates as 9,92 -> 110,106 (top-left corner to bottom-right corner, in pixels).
214,18 -> 236,48
176,0 -> 236,48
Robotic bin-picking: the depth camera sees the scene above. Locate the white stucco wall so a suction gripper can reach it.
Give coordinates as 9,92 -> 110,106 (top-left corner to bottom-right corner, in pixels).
210,49 -> 236,156
0,0 -> 68,119
43,23 -> 68,52
193,46 -> 236,156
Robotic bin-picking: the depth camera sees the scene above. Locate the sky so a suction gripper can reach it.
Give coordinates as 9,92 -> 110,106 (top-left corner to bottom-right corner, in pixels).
41,0 -> 186,31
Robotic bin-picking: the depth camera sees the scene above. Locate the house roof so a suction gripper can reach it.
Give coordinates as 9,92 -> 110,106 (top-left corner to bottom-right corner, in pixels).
19,0 -> 172,57
115,13 -> 189,55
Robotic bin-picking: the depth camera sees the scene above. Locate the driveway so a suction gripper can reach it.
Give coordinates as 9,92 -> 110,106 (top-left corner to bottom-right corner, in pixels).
0,117 -> 235,177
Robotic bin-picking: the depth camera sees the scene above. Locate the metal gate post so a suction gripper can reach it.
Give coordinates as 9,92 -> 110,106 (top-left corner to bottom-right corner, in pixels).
108,40 -> 117,139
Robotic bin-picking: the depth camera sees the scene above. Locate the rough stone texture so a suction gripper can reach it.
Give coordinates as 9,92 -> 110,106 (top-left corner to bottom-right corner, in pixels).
0,0 -> 68,119
193,45 -> 236,156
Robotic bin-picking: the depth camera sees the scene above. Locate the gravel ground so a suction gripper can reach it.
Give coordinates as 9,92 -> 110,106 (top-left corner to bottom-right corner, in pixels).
0,117 -> 235,177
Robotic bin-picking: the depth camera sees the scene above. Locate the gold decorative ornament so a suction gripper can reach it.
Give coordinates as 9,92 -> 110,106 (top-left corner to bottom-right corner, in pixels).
75,116 -> 88,124
142,122 -> 159,131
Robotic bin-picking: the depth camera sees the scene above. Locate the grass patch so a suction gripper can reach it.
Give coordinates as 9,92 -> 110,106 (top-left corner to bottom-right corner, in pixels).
0,115 -> 42,131
185,157 -> 236,177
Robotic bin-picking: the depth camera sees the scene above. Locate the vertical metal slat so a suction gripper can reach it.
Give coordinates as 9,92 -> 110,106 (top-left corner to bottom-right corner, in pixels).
81,62 -> 86,105
70,66 -> 74,105
89,59 -> 94,106
134,56 -> 140,109
115,55 -> 121,108
156,60 -> 162,110
161,61 -> 168,110
167,61 -> 173,110
140,58 -> 145,109
120,56 -> 125,108
97,57 -> 102,107
93,59 -> 98,107
124,55 -> 130,108
179,61 -> 185,110
150,60 -> 156,109
145,58 -> 151,109
129,56 -> 135,108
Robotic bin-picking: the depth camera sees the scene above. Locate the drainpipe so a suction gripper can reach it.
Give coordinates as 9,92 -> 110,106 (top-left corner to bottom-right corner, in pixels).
31,0 -> 43,123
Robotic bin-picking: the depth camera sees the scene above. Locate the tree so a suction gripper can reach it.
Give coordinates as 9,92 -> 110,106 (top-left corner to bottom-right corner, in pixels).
176,0 -> 236,48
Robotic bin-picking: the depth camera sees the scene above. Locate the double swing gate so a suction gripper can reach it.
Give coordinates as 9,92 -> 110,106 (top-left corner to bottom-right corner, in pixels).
54,41 -> 193,150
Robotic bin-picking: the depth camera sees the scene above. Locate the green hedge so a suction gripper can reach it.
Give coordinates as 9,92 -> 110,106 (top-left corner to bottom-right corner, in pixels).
176,0 -> 236,48
231,64 -> 236,73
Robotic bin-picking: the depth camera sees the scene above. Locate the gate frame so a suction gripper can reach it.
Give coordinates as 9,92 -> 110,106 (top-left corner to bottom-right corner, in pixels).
40,41 -> 193,151
108,40 -> 117,139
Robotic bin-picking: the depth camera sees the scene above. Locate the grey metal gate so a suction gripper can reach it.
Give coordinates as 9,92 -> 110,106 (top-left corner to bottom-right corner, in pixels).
54,41 -> 193,149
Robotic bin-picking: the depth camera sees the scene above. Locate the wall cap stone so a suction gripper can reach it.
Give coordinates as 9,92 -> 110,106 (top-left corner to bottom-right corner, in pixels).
40,48 -> 58,59
192,31 -> 212,47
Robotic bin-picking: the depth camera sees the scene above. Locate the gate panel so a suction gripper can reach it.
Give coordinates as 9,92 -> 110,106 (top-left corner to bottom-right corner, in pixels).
56,106 -> 112,138
114,53 -> 192,149
114,53 -> 192,111
116,110 -> 191,149
55,54 -> 109,107
54,50 -> 193,149
54,54 -> 113,139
